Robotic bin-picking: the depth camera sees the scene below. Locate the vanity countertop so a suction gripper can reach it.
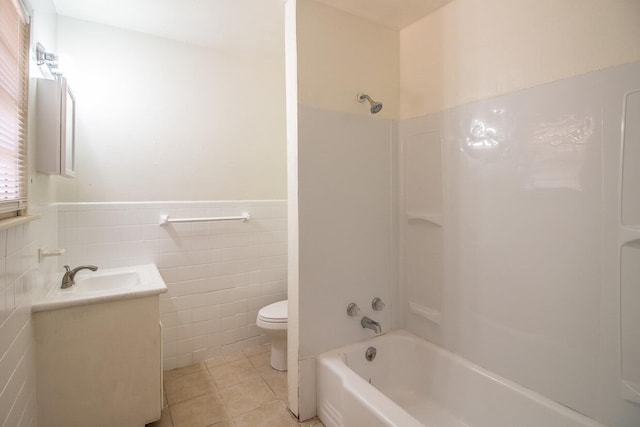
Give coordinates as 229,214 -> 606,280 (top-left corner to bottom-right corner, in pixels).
32,264 -> 168,313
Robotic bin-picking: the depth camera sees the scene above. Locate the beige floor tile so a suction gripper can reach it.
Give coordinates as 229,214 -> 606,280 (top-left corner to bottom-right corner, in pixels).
220,379 -> 277,417
242,342 -> 270,358
209,358 -> 261,389
263,371 -> 288,402
205,352 -> 246,368
163,361 -> 207,383
170,392 -> 230,427
146,407 -> 173,427
232,401 -> 299,427
248,352 -> 277,377
164,370 -> 219,405
298,416 -> 325,427
209,421 -> 236,427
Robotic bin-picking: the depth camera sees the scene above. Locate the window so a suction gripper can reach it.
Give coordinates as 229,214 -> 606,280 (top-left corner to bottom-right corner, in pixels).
0,0 -> 29,216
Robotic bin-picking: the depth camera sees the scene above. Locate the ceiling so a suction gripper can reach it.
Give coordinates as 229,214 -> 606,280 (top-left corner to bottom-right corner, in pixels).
51,0 -> 286,54
313,0 -> 452,29
49,0 -> 451,53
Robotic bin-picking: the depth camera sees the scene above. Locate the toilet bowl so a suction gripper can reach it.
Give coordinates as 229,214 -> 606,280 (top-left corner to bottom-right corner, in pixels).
256,300 -> 288,371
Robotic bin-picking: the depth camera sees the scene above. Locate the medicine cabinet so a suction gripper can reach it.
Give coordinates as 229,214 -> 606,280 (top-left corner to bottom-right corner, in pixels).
36,77 -> 76,177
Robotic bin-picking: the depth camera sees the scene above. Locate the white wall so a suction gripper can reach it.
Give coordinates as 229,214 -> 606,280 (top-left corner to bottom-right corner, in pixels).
400,0 -> 640,118
55,16 -> 287,202
57,201 -> 287,369
291,0 -> 399,419
296,0 -> 399,119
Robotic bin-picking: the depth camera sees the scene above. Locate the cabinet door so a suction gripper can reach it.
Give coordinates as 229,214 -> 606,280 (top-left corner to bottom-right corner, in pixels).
36,77 -> 76,177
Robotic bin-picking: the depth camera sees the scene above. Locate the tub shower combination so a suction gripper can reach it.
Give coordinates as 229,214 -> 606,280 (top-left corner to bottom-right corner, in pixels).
317,331 -> 603,427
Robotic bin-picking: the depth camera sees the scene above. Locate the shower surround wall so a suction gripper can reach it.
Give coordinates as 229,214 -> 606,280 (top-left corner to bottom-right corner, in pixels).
399,65 -> 640,427
397,1 -> 640,425
57,201 -> 287,370
288,0 -> 640,424
288,0 -> 399,419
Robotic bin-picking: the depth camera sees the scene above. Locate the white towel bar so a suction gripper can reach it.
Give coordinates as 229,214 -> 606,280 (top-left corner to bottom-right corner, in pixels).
159,212 -> 250,225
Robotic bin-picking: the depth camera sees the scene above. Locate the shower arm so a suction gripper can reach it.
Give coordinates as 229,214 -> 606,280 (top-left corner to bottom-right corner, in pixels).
358,93 -> 374,104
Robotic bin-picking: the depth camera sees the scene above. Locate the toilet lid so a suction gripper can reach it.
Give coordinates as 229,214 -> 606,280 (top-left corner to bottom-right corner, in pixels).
258,300 -> 287,323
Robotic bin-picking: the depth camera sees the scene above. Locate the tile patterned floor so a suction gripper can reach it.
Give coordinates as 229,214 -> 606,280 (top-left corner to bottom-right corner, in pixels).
147,344 -> 325,427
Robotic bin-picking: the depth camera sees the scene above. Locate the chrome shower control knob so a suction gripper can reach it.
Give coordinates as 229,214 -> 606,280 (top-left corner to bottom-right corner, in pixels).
371,297 -> 385,311
347,303 -> 361,317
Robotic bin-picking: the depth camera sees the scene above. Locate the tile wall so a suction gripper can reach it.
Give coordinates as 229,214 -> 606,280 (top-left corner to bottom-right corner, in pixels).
57,201 -> 287,370
0,207 -> 58,426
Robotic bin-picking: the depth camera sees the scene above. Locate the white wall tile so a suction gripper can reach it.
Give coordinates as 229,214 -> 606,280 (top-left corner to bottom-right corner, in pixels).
0,205 -> 58,427
0,231 -> 8,260
161,312 -> 177,328
176,338 -> 193,355
163,357 -> 177,371
84,210 -> 129,227
58,201 -> 285,369
176,353 -> 193,368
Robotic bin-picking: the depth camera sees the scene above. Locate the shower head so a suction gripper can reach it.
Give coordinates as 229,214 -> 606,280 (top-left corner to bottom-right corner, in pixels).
370,101 -> 383,114
357,93 -> 383,114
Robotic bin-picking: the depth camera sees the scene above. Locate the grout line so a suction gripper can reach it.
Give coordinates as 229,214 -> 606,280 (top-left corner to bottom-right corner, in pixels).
166,405 -> 174,427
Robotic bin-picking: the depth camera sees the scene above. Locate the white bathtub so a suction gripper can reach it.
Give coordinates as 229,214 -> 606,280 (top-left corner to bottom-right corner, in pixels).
317,330 -> 603,427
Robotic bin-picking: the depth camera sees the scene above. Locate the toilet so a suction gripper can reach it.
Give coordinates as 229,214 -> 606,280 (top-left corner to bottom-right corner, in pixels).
256,300 -> 288,371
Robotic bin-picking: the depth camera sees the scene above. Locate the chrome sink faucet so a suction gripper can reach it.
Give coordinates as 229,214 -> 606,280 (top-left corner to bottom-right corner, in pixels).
361,316 -> 382,334
61,265 -> 98,289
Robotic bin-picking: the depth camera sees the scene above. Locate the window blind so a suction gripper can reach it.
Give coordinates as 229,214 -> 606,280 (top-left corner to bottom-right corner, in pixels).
0,0 -> 28,214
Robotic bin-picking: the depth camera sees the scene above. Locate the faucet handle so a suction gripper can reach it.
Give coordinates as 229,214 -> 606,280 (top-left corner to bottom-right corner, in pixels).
346,303 -> 361,317
64,265 -> 71,273
372,297 -> 385,311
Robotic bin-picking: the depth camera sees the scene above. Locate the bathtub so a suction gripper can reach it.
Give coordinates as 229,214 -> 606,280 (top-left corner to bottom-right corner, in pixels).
317,330 -> 603,427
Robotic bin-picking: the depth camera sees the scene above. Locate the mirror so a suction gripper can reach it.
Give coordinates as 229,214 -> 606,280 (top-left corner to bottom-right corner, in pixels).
63,81 -> 75,177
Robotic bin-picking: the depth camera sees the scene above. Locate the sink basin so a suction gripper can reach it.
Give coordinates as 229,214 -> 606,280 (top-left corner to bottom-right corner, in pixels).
32,264 -> 167,312
74,271 -> 141,293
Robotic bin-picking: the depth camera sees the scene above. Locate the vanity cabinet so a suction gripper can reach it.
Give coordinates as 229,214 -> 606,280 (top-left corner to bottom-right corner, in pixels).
36,77 -> 76,177
33,296 -> 163,426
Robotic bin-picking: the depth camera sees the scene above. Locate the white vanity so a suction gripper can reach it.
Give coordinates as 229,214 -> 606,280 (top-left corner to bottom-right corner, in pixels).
32,264 -> 167,427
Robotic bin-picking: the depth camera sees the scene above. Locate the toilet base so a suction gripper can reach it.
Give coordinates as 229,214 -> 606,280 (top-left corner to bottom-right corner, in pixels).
270,334 -> 287,371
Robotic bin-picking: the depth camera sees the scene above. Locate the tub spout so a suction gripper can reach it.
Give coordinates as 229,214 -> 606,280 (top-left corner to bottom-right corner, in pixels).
361,316 -> 381,334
